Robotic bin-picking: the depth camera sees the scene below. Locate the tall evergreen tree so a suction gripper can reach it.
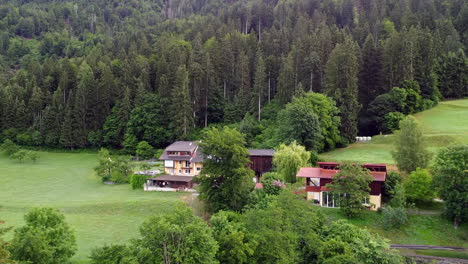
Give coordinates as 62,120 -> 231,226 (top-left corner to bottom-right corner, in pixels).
325,37 -> 361,143
358,34 -> 384,108
170,65 -> 194,139
252,49 -> 267,121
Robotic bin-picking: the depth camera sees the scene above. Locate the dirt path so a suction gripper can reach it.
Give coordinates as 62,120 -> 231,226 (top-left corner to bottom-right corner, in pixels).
391,244 -> 467,251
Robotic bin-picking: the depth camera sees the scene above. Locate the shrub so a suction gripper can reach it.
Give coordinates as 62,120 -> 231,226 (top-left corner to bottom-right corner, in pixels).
10,149 -> 27,163
260,172 -> 286,196
389,183 -> 406,208
404,168 -> 435,204
382,206 -> 408,229
0,139 -> 19,156
130,173 -> 148,190
383,171 -> 402,202
15,133 -> 31,145
383,112 -> 405,133
136,141 -> 154,160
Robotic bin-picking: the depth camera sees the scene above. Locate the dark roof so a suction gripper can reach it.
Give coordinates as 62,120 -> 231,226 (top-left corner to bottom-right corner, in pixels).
165,141 -> 197,152
297,167 -> 386,182
248,149 -> 275,156
159,141 -> 199,160
192,148 -> 204,163
148,175 -> 194,182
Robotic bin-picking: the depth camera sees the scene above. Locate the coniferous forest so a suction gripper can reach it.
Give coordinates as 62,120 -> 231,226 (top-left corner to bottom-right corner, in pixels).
0,0 -> 467,152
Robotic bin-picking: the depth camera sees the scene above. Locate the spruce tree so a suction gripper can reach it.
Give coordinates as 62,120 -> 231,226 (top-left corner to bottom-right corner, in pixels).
170,65 -> 194,139
252,49 -> 267,121
358,34 -> 384,108
325,37 -> 361,143
277,55 -> 295,104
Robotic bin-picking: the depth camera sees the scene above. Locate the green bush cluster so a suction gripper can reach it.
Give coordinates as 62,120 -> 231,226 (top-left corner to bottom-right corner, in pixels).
129,174 -> 149,190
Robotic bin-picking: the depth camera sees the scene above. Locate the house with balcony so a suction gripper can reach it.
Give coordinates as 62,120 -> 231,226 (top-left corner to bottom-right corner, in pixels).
144,141 -> 275,191
296,162 -> 387,210
144,141 -> 203,191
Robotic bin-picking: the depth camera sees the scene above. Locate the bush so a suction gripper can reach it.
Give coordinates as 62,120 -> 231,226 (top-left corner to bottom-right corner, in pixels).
136,141 -> 154,160
15,133 -> 31,145
382,206 -> 408,229
154,149 -> 164,160
130,173 -> 148,190
383,112 -> 405,133
260,172 -> 286,196
0,139 -> 19,156
383,171 -> 402,202
404,168 -> 435,204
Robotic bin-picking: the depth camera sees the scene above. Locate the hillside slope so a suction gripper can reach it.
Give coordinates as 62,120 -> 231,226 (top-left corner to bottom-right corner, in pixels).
320,99 -> 468,164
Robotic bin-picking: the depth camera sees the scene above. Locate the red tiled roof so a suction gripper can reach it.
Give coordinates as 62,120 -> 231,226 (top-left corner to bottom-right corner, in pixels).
297,167 -> 386,182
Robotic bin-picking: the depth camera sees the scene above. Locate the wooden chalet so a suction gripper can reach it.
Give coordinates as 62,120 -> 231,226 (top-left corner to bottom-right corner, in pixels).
297,162 -> 387,210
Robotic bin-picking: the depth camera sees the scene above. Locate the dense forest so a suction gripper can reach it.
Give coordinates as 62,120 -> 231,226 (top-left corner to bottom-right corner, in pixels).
0,0 -> 467,152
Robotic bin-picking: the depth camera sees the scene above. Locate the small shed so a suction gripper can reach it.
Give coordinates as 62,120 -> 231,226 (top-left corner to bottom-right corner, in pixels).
248,149 -> 275,181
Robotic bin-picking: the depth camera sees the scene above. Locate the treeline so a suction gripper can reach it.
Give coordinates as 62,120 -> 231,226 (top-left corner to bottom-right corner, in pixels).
0,0 -> 467,151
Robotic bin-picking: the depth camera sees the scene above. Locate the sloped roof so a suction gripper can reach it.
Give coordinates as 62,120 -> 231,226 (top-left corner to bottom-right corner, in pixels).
148,175 -> 194,182
165,141 -> 198,152
248,149 -> 275,156
297,167 -> 386,182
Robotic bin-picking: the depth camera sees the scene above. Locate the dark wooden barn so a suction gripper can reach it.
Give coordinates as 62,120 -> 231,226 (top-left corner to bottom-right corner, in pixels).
248,149 -> 275,182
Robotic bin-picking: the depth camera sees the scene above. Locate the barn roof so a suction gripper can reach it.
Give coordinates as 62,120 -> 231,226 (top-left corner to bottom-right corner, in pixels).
248,149 -> 275,156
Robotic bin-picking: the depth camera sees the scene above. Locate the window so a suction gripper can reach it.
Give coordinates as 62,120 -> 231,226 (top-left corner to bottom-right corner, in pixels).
185,169 -> 190,174
185,161 -> 191,167
363,196 -> 369,205
178,169 -> 182,173
321,192 -> 341,208
197,167 -> 201,171
179,161 -> 182,165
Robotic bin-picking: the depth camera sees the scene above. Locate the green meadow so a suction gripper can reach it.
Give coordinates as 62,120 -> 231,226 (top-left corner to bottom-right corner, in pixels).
0,152 -> 184,263
320,99 -> 468,164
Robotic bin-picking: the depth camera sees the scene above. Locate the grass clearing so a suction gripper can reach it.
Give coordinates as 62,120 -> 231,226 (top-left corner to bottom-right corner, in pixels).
320,99 -> 468,164
0,152 -> 184,263
318,208 -> 468,247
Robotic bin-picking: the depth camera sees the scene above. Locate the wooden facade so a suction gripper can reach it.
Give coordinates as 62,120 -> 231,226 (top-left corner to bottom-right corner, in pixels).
248,149 -> 275,181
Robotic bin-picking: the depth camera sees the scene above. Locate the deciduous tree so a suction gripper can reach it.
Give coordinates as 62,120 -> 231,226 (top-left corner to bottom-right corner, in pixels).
198,127 -> 254,212
328,163 -> 374,218
10,208 -> 76,264
432,145 -> 468,228
392,116 -> 432,173
273,141 -> 309,183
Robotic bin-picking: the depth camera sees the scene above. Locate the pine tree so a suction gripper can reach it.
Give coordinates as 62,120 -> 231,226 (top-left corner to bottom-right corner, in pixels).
170,65 -> 194,139
325,37 -> 361,143
252,49 -> 267,121
60,103 -> 75,149
359,34 -> 384,108
277,55 -> 295,104
73,62 -> 94,147
237,51 -> 251,113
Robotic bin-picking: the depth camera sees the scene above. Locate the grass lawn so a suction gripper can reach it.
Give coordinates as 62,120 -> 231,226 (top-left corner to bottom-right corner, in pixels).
320,99 -> 468,164
318,208 -> 468,247
0,152 -> 184,263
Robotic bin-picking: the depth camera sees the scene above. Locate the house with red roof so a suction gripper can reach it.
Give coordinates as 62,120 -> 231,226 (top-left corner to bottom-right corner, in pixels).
296,162 -> 387,210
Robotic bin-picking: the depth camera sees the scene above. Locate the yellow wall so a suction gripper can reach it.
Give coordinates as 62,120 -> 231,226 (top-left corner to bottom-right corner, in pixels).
164,161 -> 203,176
369,194 -> 381,211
